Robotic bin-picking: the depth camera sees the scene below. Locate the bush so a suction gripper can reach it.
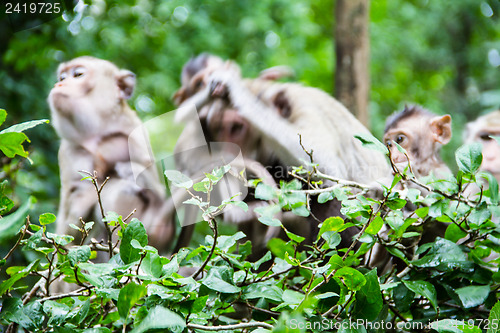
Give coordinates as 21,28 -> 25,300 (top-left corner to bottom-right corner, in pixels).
0,115 -> 499,332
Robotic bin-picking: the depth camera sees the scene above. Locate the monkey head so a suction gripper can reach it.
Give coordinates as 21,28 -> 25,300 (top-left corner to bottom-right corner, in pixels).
383,105 -> 451,177
173,53 -> 241,105
465,110 -> 500,180
48,56 -> 136,143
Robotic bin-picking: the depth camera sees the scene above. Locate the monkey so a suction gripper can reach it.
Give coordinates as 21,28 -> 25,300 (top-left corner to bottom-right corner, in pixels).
368,105 -> 453,272
462,111 -> 500,265
48,56 -> 174,255
171,54 -> 297,255
383,105 -> 452,179
464,110 -> 500,182
172,54 -> 391,256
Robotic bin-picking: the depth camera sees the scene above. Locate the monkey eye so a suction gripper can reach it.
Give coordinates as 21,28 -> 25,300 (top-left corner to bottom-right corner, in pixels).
479,133 -> 492,141
395,134 -> 407,144
385,140 -> 392,147
59,71 -> 68,81
73,66 -> 86,78
193,78 -> 204,90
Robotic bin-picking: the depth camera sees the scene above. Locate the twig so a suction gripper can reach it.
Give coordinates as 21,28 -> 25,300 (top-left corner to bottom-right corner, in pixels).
314,170 -> 371,190
2,216 -> 30,263
192,219 -> 218,280
81,170 -> 114,258
331,292 -> 354,319
39,287 -> 93,302
383,297 -> 408,322
187,321 -> 273,331
245,302 -> 280,316
22,275 -> 46,305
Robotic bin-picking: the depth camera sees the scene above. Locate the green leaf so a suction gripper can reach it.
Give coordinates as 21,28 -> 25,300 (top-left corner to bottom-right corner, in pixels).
23,301 -> 44,330
252,251 -> 272,270
131,306 -> 185,333
285,229 -> 305,244
43,300 -> 70,327
487,301 -> 500,333
191,295 -> 209,313
255,183 -> 276,200
386,197 -> 407,210
46,232 -> 73,246
403,280 -> 438,311
118,283 -> 147,320
0,297 -> 36,330
354,133 -> 389,154
385,210 -> 405,231
322,231 -> 341,249
455,285 -> 490,309
254,204 -> 281,225
0,109 -> 6,126
0,260 -> 39,296
318,216 -> 345,239
480,172 -> 499,204
268,238 -> 295,259
352,269 -> 382,321
68,246 -> 91,267
242,283 -> 283,303
415,206 -> 429,218
0,196 -> 33,242
412,238 -> 470,270
226,199 -> 248,212
39,213 -> 56,225
455,143 -> 482,174
202,266 -> 240,294
121,219 -> 148,264
217,231 -> 246,252
141,252 -> 164,279
0,119 -> 49,134
281,289 -> 304,307
318,191 -> 334,203
0,132 -> 29,158
334,267 -> 366,291
365,216 -> 384,235
164,170 -> 193,189
257,215 -> 282,227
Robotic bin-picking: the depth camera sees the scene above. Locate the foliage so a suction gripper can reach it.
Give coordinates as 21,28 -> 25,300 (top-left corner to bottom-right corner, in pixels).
1,121 -> 500,332
3,1 -> 500,331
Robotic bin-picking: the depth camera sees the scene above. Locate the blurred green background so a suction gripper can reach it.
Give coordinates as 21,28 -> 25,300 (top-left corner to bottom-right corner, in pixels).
1,0 -> 500,218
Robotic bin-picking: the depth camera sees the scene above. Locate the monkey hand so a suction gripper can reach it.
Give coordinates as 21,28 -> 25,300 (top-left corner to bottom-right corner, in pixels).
208,69 -> 235,98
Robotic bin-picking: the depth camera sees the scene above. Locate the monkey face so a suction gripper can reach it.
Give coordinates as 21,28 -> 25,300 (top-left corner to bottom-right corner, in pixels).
477,129 -> 500,179
383,130 -> 412,166
206,106 -> 258,158
48,56 -> 136,143
49,62 -> 94,115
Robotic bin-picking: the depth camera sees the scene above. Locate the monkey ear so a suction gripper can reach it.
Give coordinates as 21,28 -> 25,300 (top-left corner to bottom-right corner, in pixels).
117,70 -> 136,99
173,87 -> 188,105
430,114 -> 452,144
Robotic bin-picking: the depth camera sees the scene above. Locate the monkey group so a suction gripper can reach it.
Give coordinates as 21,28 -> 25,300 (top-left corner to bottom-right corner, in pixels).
48,54 -> 500,274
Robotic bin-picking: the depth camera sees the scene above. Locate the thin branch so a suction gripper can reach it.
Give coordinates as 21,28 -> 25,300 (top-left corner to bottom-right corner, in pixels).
187,321 -> 273,331
192,219 -> 218,280
314,169 -> 371,190
80,170 -> 114,258
2,216 -> 30,263
39,287 -> 93,302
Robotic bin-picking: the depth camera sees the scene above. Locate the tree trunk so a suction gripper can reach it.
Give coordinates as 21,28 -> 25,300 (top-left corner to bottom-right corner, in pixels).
334,0 -> 370,128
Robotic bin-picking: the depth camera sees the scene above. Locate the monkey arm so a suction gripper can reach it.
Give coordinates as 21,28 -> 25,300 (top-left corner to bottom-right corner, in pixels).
207,71 -> 312,169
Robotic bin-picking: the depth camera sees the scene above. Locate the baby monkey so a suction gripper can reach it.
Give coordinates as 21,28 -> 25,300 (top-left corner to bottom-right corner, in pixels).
384,105 -> 452,178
